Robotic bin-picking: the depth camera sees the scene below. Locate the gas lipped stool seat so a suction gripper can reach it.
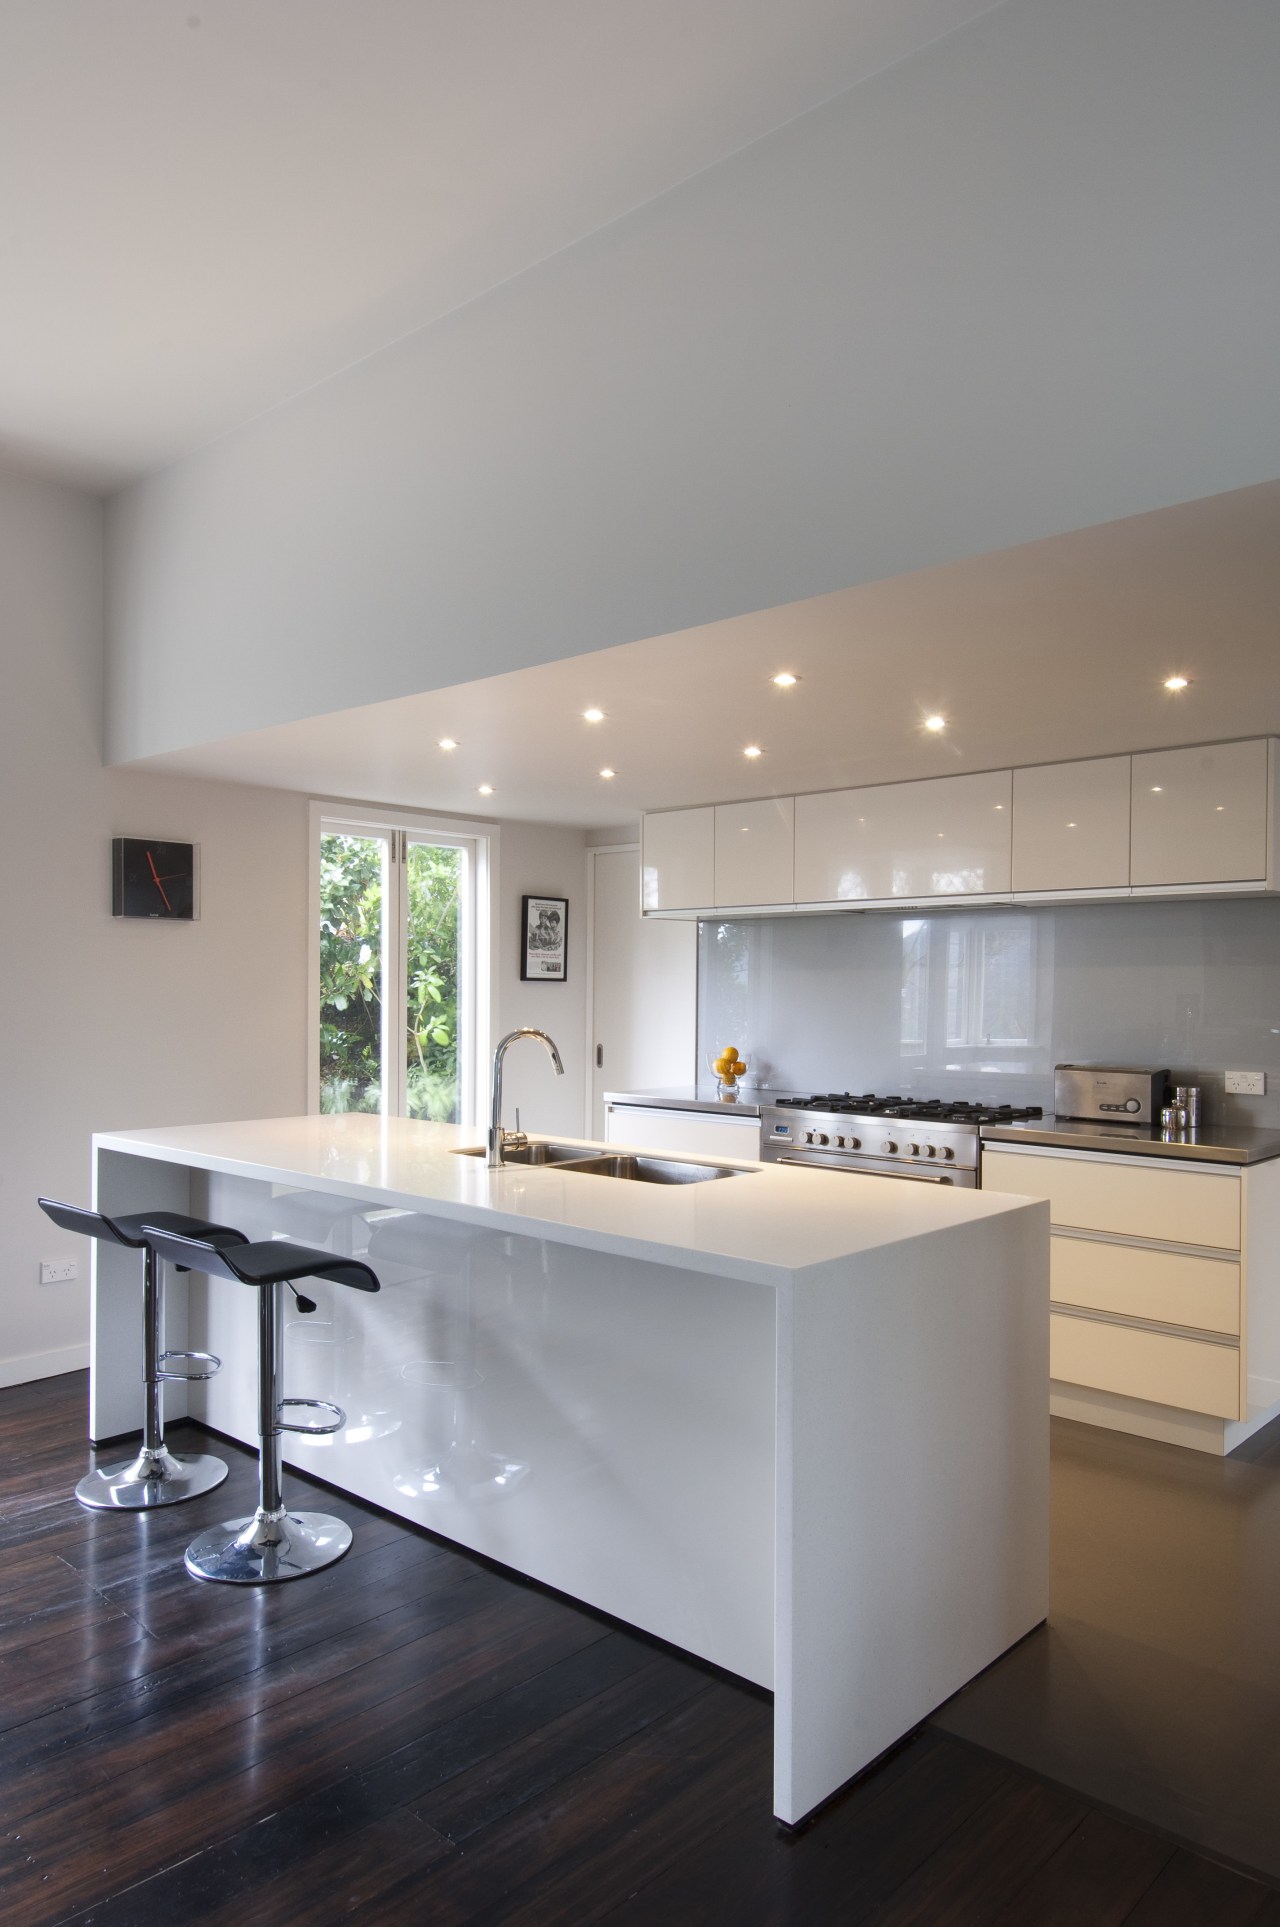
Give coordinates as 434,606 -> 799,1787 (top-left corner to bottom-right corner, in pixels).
139,1226 -> 380,1585
36,1198 -> 248,1510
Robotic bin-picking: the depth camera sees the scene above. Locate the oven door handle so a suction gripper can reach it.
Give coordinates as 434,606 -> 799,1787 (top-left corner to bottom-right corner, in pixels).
775,1157 -> 957,1183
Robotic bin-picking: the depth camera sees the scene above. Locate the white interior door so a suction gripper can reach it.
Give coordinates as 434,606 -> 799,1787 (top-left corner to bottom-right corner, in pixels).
589,846 -> 697,1138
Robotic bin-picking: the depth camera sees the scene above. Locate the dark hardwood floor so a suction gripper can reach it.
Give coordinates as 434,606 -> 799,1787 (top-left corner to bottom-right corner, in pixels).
2,1374 -> 1278,1926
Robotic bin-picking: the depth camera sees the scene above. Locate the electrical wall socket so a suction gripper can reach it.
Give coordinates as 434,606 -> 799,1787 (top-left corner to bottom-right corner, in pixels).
40,1259 -> 78,1285
1225,1071 -> 1267,1096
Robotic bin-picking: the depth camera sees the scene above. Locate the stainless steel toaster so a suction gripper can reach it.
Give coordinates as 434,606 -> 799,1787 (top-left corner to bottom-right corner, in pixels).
1054,1064 -> 1169,1124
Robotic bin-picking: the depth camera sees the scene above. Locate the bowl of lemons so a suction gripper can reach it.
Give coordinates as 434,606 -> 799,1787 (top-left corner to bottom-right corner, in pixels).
710,1046 -> 748,1095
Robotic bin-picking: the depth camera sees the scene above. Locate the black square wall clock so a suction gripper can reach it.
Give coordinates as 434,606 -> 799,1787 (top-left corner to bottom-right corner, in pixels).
111,838 -> 198,920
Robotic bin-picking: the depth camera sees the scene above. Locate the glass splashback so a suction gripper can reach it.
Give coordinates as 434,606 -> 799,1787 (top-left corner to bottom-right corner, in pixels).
698,897 -> 1280,1125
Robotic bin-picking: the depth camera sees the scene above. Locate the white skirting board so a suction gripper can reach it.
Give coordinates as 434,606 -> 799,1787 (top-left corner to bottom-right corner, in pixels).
0,1342 -> 89,1389
1051,1380 -> 1280,1455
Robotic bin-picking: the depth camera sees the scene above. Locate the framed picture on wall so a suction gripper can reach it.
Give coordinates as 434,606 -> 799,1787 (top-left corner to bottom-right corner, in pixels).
521,895 -> 568,981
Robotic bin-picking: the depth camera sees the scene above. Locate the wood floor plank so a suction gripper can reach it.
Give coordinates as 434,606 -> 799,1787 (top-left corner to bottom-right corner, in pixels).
62,1634 -> 691,1925
0,1538 -> 480,1777
864,1773 -> 1089,1924
65,1788 -> 457,1926
1120,1848 -> 1280,1926
989,1806 -> 1174,1924
411,1648 -> 716,1842
607,1732 -> 1008,1926
402,1685 -> 771,1926
0,1601 -> 613,1920
0,1574 -> 590,1833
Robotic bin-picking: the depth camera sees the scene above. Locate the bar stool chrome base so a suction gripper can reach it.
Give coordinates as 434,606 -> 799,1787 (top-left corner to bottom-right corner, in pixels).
184,1506 -> 353,1584
76,1445 -> 229,1511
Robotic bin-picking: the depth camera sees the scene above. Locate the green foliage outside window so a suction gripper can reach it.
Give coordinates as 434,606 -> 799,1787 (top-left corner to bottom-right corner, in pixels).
319,833 -> 461,1121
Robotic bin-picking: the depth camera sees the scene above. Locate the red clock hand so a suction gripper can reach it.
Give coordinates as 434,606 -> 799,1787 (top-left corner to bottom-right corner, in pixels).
145,850 -> 173,914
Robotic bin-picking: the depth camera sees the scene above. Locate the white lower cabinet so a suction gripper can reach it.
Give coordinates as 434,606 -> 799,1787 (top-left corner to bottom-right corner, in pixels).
1047,1313 -> 1241,1420
604,1102 -> 763,1161
1049,1233 -> 1239,1333
982,1145 -> 1256,1429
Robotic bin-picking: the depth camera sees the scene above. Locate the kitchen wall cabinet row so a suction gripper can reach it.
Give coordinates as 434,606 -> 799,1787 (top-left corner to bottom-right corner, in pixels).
641,737 -> 1280,915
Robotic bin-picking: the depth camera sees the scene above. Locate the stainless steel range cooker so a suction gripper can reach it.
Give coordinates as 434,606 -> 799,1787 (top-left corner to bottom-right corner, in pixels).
760,1092 -> 1045,1187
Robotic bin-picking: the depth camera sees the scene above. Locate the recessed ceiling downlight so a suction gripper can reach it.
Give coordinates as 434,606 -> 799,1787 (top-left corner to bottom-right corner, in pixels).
600,768 -> 616,780
743,744 -> 763,759
582,707 -> 605,723
771,672 -> 799,688
478,784 -> 494,796
924,714 -> 946,732
1164,675 -> 1190,691
437,737 -> 458,750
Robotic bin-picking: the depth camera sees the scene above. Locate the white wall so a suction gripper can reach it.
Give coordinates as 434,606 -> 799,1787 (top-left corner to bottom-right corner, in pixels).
0,466 -> 310,1387
0,463 -> 598,1386
107,0 -> 1280,764
495,822 -> 589,1140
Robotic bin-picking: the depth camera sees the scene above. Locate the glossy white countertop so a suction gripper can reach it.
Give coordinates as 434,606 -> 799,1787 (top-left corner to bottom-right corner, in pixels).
94,1113 -> 1037,1289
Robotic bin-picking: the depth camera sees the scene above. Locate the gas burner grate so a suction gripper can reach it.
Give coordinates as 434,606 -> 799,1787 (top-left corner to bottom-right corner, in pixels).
774,1093 -> 1043,1125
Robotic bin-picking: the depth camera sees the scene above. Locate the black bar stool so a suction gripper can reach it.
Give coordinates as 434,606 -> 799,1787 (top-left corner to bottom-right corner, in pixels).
37,1198 -> 248,1510
140,1226 -> 380,1585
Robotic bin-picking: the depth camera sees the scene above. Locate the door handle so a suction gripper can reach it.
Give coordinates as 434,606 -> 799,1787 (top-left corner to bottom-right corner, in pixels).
596,1044 -> 603,1068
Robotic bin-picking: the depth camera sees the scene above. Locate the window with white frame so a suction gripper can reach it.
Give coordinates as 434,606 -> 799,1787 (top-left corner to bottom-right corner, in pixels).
310,805 -> 491,1125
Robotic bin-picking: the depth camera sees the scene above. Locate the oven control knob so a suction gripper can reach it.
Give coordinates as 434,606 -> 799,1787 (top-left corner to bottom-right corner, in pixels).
815,1132 -> 830,1146
941,1145 -> 955,1160
846,1136 -> 860,1152
908,1142 -> 921,1157
883,1139 -> 898,1154
923,1143 -> 937,1158
833,1135 -> 845,1150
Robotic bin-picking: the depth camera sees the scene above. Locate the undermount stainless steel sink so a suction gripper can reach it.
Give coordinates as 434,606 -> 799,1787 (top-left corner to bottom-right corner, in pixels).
453,1143 -> 752,1182
556,1153 -> 752,1184
453,1141 -> 598,1166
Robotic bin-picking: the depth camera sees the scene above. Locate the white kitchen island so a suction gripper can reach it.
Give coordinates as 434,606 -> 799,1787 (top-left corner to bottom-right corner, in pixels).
90,1114 -> 1048,1827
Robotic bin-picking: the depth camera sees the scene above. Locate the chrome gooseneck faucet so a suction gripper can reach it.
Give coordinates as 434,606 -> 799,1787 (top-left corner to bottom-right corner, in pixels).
488,1028 -> 564,1166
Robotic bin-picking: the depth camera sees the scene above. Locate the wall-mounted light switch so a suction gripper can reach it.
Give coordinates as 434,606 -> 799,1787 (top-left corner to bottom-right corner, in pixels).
40,1259 -> 78,1285
1225,1071 -> 1266,1096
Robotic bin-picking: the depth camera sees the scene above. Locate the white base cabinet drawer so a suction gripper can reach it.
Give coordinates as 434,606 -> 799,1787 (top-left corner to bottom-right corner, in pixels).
1050,1312 -> 1241,1420
604,1105 -> 762,1161
1050,1234 -> 1240,1335
982,1149 -> 1240,1250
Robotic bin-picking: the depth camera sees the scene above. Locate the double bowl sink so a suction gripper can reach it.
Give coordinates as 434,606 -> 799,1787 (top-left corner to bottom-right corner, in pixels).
454,1143 -> 753,1185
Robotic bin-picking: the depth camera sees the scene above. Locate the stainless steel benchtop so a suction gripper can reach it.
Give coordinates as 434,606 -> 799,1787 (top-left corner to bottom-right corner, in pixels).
981,1117 -> 1280,1165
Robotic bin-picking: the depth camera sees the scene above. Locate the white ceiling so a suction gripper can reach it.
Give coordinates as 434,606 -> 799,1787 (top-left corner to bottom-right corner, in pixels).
133,481 -> 1280,827
0,0 -> 998,489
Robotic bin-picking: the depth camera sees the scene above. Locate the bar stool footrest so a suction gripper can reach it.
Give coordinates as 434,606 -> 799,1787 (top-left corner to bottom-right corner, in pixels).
278,1397 -> 345,1435
157,1348 -> 222,1382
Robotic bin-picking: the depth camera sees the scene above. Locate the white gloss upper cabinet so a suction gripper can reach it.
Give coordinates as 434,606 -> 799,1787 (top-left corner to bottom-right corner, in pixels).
1131,740 -> 1274,888
795,770 -> 1012,904
1012,757 -> 1131,893
714,798 -> 794,907
641,807 -> 714,912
